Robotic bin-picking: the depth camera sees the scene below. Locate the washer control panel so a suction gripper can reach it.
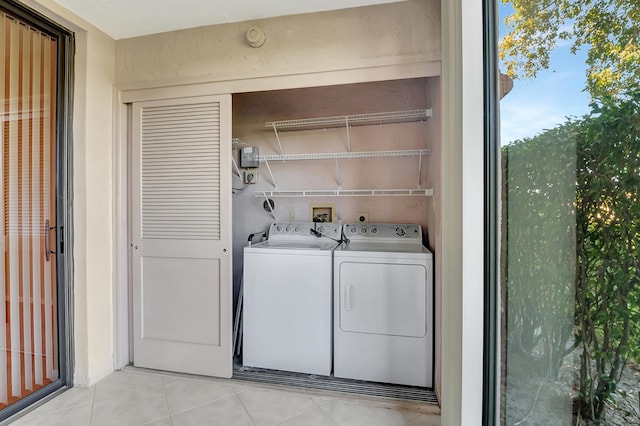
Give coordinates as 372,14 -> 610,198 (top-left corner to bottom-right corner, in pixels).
343,223 -> 422,241
269,222 -> 341,240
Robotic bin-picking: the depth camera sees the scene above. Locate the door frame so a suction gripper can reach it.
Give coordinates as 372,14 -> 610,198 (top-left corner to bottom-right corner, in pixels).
114,62 -> 441,370
482,0 -> 499,423
0,0 -> 74,421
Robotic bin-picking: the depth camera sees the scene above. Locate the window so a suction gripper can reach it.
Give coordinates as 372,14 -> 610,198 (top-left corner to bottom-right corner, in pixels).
489,0 -> 640,424
0,0 -> 73,420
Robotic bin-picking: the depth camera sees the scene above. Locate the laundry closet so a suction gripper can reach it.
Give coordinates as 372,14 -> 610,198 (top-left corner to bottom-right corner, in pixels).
231,79 -> 439,399
117,0 -> 443,407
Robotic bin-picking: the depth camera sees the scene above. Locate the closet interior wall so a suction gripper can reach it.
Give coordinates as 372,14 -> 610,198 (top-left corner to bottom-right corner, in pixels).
231,77 -> 440,315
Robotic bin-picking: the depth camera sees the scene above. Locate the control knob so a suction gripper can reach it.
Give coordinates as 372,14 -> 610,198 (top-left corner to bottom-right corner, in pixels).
395,227 -> 406,236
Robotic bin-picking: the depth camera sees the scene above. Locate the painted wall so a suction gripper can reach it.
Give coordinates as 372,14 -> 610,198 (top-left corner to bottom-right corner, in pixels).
24,0 -> 116,387
115,0 -> 441,88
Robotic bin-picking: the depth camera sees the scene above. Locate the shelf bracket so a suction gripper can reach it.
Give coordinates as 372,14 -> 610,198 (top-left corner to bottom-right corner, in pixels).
345,116 -> 351,152
263,159 -> 278,189
272,123 -> 284,155
231,156 -> 242,178
261,192 -> 278,221
417,153 -> 423,189
335,158 -> 342,190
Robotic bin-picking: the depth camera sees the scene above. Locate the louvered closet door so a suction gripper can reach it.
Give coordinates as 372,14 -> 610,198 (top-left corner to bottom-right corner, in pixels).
131,95 -> 232,377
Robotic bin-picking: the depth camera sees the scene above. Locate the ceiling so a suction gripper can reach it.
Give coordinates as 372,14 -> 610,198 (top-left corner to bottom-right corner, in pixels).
53,0 -> 407,40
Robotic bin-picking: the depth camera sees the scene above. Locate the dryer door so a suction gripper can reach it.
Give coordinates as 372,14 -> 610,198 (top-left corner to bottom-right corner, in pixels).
338,262 -> 427,337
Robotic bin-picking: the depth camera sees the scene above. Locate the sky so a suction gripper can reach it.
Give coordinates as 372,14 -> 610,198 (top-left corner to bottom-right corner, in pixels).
498,3 -> 591,145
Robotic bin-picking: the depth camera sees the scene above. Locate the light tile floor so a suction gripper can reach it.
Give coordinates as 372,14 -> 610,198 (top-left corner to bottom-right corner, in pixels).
7,369 -> 440,426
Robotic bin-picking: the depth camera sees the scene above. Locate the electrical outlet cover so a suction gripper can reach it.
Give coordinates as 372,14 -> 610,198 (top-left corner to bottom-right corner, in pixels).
356,212 -> 369,223
244,170 -> 258,184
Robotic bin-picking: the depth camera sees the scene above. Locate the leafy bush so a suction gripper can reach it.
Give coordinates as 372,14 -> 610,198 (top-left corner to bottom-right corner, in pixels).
503,91 -> 640,421
574,92 -> 640,420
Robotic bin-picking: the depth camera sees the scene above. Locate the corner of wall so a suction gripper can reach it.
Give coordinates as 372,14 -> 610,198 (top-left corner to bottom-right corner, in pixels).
82,29 -> 117,385
25,0 -> 119,387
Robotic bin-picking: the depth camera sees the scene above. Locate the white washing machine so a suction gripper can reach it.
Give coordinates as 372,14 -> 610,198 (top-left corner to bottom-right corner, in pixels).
243,222 -> 341,376
333,223 -> 433,387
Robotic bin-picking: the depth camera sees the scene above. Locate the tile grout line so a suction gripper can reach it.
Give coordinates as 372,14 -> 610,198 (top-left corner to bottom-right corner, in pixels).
88,385 -> 97,426
282,396 -> 325,425
317,402 -> 334,421
251,390 -> 326,426
160,373 -> 241,419
274,402 -> 339,426
159,376 -> 175,426
14,389 -> 96,422
234,391 -> 257,426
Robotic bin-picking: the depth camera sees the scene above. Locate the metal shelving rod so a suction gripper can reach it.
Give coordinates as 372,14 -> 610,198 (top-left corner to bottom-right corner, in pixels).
265,109 -> 432,132
262,192 -> 277,221
271,123 -> 284,155
345,116 -> 351,152
232,138 -> 246,148
259,149 -> 431,162
417,154 -> 423,189
263,159 -> 278,189
231,156 -> 242,177
254,188 -> 434,198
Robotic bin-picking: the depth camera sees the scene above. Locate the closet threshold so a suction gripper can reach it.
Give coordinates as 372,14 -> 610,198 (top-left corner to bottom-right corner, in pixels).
232,364 -> 439,406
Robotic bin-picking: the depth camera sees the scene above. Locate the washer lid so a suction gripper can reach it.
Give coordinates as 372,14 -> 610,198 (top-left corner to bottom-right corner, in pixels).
249,240 -> 338,251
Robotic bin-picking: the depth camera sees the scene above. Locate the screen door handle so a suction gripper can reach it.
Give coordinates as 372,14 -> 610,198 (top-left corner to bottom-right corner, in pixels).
45,219 -> 56,261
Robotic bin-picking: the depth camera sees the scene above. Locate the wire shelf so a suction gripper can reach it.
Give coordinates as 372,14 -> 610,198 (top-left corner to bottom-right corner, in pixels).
265,109 -> 432,132
255,188 -> 434,198
232,138 -> 246,147
259,149 -> 430,161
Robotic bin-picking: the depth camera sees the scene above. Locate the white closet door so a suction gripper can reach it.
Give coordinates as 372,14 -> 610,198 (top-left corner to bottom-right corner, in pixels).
131,95 -> 232,377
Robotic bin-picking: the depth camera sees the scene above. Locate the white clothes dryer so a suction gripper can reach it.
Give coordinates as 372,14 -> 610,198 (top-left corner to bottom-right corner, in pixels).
243,222 -> 341,376
333,223 -> 433,387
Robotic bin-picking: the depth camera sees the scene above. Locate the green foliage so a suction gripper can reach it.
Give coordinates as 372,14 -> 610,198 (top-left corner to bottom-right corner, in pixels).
574,91 -> 640,420
503,91 -> 640,421
503,121 -> 579,376
500,0 -> 640,98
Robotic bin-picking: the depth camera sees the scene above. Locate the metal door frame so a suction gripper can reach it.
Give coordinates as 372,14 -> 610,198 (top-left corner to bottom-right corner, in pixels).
0,0 -> 74,421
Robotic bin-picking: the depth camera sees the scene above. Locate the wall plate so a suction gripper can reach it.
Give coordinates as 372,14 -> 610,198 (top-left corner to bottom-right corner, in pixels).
244,169 -> 258,184
310,203 -> 336,222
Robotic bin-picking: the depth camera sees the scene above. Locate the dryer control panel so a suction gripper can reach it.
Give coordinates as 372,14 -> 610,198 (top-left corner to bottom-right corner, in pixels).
342,223 -> 422,242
